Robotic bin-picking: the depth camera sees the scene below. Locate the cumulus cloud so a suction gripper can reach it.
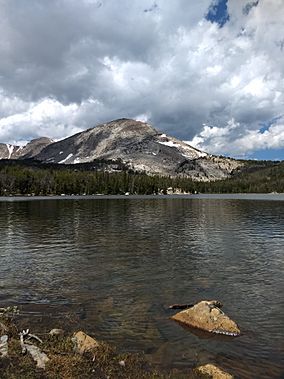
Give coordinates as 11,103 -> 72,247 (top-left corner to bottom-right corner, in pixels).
0,0 -> 283,158
0,98 -> 95,143
188,116 -> 284,157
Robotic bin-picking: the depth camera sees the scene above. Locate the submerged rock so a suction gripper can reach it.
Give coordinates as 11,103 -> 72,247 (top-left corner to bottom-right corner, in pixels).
72,331 -> 100,354
171,300 -> 240,336
193,363 -> 234,378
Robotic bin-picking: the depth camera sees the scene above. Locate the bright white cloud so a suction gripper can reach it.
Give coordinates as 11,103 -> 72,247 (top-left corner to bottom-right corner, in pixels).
188,116 -> 284,157
0,98 -> 96,142
135,113 -> 151,123
0,0 -> 283,158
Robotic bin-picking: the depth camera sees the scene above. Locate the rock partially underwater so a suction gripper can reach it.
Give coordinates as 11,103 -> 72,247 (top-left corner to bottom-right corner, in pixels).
193,363 -> 234,378
171,300 -> 240,336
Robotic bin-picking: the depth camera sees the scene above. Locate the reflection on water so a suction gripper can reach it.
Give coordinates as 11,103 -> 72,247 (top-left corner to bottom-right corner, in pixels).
0,197 -> 283,378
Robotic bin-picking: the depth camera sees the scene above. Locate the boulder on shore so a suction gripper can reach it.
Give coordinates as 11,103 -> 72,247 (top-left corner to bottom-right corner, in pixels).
171,300 -> 240,336
193,363 -> 234,378
72,331 -> 100,354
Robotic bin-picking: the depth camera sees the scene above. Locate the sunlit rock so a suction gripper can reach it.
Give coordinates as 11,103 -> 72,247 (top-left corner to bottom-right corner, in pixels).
193,363 -> 234,378
171,300 -> 240,336
72,331 -> 100,354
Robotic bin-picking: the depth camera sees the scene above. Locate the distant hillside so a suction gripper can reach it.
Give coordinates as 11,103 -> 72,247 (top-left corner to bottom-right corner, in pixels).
197,160 -> 284,193
0,137 -> 53,160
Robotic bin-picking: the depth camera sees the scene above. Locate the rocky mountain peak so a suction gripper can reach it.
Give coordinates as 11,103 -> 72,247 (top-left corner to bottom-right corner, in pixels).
0,119 -> 243,181
20,137 -> 54,158
29,137 -> 54,144
88,118 -> 158,137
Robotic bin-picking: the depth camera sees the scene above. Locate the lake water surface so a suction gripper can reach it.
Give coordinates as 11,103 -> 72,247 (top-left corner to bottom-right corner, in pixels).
0,195 -> 283,378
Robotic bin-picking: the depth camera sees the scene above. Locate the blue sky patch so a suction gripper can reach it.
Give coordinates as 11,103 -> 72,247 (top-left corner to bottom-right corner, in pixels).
259,115 -> 283,134
206,0 -> 230,27
249,148 -> 284,161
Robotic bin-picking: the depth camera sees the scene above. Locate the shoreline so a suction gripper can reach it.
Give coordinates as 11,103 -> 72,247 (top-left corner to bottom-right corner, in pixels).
0,193 -> 283,202
0,308 -> 233,379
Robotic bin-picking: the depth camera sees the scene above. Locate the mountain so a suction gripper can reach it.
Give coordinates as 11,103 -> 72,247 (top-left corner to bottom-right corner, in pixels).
0,119 -> 242,181
0,137 -> 53,160
34,118 -> 242,181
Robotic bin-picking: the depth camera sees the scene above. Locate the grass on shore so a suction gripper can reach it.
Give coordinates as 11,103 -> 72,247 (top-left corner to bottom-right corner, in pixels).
0,308 -> 198,379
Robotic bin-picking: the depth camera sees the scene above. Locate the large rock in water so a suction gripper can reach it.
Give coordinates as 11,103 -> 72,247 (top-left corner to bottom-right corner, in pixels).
171,300 -> 240,336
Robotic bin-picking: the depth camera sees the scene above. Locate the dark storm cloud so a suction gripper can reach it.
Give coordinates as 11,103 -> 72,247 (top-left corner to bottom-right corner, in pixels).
0,0 -> 160,102
0,0 -> 283,157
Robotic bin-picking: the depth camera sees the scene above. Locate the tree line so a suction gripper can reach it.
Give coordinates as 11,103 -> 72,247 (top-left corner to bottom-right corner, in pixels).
0,159 -> 283,195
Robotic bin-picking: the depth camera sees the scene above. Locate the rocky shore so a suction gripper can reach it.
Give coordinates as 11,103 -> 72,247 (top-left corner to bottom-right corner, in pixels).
0,304 -> 236,378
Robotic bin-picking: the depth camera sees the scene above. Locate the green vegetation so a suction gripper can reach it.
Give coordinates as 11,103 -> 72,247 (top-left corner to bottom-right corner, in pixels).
0,160 -> 176,195
0,159 -> 283,195
0,307 -> 191,378
195,160 -> 284,193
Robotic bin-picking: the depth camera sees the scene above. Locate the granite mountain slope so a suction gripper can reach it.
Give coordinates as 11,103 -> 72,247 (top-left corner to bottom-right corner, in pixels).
0,119 -> 242,181
0,137 -> 53,160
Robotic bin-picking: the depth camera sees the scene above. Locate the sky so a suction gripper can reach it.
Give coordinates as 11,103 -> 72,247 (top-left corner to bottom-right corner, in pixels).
0,0 -> 283,160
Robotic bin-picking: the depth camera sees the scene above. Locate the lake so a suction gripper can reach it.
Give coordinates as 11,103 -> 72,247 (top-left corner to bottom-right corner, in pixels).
0,195 -> 283,378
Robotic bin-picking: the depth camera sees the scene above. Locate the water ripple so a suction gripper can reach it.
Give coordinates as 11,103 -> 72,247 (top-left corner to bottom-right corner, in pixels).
0,197 -> 283,378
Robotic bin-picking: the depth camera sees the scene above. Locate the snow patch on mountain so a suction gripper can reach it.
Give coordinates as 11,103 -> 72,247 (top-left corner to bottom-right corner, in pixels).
59,153 -> 73,164
158,140 -> 181,148
6,144 -> 14,159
